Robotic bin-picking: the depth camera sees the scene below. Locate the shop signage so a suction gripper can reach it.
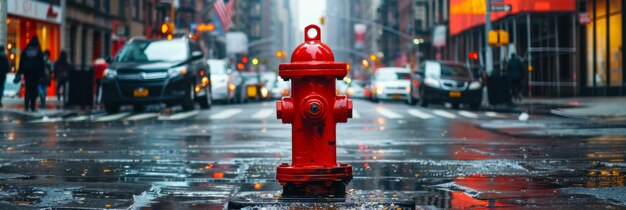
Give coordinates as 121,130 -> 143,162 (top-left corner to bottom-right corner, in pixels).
579,13 -> 591,25
7,0 -> 62,24
490,4 -> 512,12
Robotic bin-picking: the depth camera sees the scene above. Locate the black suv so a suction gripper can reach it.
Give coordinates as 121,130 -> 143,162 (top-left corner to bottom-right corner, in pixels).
101,38 -> 212,113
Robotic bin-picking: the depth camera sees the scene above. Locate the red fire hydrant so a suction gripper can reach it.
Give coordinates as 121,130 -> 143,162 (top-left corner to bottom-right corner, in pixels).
276,25 -> 353,197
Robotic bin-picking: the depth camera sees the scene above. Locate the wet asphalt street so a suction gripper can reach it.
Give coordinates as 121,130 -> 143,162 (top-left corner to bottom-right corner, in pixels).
0,99 -> 625,209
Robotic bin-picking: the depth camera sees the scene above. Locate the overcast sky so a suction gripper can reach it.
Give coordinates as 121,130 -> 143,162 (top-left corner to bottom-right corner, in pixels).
297,0 -> 326,30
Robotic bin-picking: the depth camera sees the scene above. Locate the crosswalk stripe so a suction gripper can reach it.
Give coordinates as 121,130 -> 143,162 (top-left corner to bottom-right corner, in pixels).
458,111 -> 478,118
30,117 -> 63,123
251,109 -> 274,119
485,111 -> 500,117
210,109 -> 243,120
95,112 -> 131,122
352,109 -> 361,119
158,110 -> 199,121
65,115 -> 90,122
124,113 -> 158,121
376,107 -> 403,119
407,109 -> 434,119
433,110 -> 457,119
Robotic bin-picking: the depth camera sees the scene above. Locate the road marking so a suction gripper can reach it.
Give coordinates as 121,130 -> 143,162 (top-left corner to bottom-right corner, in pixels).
251,109 -> 274,119
210,109 -> 243,120
407,109 -> 434,119
458,111 -> 478,118
433,110 -> 457,119
65,115 -> 90,122
376,107 -> 403,119
30,117 -> 63,123
158,110 -> 199,121
95,112 -> 131,122
352,109 -> 361,119
485,112 -> 500,117
124,113 -> 158,121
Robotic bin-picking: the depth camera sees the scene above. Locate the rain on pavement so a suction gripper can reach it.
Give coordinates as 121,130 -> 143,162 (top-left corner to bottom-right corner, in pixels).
0,99 -> 625,209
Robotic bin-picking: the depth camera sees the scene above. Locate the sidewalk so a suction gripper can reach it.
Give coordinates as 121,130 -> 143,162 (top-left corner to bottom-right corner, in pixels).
485,97 -> 626,120
0,97 -> 74,118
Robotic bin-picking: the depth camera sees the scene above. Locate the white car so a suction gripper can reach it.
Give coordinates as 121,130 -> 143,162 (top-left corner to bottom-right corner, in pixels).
371,67 -> 412,103
208,59 -> 236,103
4,73 -> 21,98
270,76 -> 290,99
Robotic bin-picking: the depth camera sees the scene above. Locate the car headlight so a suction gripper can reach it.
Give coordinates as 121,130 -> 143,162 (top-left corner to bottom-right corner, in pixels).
424,78 -> 440,88
469,81 -> 482,90
103,68 -> 117,78
375,84 -> 384,94
168,66 -> 187,77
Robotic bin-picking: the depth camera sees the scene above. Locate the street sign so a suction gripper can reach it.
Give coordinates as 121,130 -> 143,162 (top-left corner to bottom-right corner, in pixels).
490,4 -> 512,12
488,30 -> 509,47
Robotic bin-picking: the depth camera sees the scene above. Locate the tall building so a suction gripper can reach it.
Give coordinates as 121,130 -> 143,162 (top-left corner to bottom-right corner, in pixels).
230,0 -> 293,72
376,0 -> 448,69
326,0 -> 380,79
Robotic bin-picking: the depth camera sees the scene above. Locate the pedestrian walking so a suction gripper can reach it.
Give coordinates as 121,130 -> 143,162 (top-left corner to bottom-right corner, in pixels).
54,51 -> 71,105
0,45 -> 9,108
14,36 -> 45,112
507,53 -> 524,101
39,50 -> 53,109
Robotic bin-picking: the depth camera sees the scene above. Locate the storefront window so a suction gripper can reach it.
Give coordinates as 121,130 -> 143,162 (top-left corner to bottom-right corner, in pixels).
586,0 -> 623,87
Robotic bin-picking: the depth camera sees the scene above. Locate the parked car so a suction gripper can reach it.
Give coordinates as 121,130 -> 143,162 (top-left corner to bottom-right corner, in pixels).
336,79 -> 349,96
346,80 -> 366,99
101,37 -> 211,113
259,72 -> 277,100
370,67 -> 412,103
3,73 -> 21,98
207,59 -> 237,103
269,76 -> 290,99
410,60 -> 482,109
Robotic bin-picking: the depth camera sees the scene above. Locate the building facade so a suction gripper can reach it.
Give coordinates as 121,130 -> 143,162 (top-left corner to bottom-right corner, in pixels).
447,0 -> 624,97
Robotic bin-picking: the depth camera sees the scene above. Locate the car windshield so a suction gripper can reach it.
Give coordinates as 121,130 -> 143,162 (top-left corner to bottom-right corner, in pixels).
115,40 -> 188,63
376,70 -> 411,81
427,63 -> 471,79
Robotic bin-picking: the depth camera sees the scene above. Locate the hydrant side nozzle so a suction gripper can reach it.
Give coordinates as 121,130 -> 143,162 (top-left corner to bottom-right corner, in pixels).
277,98 -> 295,124
334,96 -> 352,123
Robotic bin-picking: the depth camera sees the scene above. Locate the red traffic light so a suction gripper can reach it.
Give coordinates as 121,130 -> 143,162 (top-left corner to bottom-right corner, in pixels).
242,56 -> 249,63
468,51 -> 479,61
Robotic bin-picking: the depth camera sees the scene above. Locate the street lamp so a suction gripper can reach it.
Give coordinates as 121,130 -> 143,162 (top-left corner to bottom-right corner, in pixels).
252,58 -> 259,65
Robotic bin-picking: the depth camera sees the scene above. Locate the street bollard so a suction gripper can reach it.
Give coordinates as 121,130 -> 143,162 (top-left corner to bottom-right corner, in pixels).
276,24 -> 353,198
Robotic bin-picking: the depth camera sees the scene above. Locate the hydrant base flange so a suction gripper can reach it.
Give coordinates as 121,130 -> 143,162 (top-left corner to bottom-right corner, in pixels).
277,165 -> 352,197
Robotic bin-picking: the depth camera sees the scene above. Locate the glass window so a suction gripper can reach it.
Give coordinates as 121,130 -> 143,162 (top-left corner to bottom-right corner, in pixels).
376,69 -> 411,81
426,63 -> 471,79
115,40 -> 188,63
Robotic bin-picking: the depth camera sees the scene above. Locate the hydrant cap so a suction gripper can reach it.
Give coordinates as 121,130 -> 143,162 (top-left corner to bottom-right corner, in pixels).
290,25 -> 335,63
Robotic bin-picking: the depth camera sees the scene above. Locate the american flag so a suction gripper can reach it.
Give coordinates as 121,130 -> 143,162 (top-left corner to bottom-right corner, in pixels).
213,0 -> 235,32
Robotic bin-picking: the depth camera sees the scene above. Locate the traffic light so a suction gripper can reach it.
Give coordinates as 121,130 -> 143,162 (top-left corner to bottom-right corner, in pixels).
468,51 -> 479,61
161,22 -> 175,40
369,53 -> 377,62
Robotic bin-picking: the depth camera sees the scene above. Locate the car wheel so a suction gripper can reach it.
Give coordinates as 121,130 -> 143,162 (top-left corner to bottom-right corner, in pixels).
199,87 -> 212,109
451,102 -> 460,109
469,102 -> 481,110
132,104 -> 145,112
418,88 -> 428,107
105,103 -> 120,113
182,83 -> 195,111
